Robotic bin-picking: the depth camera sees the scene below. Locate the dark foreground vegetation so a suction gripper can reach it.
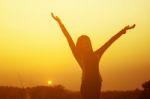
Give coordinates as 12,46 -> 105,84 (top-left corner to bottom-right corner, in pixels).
0,85 -> 141,99
0,80 -> 149,99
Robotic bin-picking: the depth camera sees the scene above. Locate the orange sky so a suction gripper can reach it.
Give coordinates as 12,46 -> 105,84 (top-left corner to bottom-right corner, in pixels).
0,0 -> 150,91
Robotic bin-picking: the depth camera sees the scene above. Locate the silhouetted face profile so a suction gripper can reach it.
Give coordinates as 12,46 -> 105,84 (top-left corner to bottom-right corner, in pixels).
76,35 -> 93,55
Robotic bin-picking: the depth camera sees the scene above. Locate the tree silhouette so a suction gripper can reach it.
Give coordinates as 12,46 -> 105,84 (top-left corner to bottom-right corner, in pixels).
139,80 -> 150,99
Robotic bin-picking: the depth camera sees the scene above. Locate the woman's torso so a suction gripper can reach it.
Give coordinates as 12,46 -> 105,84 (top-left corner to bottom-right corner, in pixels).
77,52 -> 102,83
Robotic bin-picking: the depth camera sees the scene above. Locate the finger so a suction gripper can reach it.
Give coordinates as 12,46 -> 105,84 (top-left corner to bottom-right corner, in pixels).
126,25 -> 129,28
51,13 -> 55,18
51,12 -> 53,16
124,25 -> 129,29
129,24 -> 136,29
132,24 -> 136,28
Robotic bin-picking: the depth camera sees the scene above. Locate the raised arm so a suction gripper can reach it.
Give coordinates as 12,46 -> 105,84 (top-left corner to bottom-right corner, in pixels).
95,24 -> 136,60
51,13 -> 77,58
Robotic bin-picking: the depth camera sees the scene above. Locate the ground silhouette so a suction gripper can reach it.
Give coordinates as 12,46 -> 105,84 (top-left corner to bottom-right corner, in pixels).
51,13 -> 135,99
0,85 -> 141,99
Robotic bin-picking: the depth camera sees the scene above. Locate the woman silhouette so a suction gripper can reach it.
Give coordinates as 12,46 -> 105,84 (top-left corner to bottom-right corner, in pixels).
51,13 -> 135,99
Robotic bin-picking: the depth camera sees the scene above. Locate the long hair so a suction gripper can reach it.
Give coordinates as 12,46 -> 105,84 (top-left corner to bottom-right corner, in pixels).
76,35 -> 93,54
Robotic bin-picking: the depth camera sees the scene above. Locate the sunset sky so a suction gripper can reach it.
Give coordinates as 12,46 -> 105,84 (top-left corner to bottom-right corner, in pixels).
0,0 -> 150,91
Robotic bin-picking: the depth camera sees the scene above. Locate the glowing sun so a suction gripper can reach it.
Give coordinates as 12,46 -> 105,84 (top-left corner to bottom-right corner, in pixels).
48,80 -> 52,85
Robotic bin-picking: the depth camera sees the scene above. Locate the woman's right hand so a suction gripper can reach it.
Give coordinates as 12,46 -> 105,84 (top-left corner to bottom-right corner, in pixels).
51,12 -> 61,23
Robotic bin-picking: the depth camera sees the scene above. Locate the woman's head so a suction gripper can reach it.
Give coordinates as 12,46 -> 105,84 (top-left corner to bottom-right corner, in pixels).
76,35 -> 93,54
